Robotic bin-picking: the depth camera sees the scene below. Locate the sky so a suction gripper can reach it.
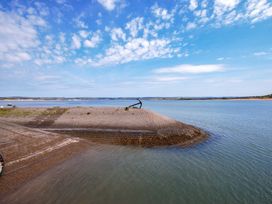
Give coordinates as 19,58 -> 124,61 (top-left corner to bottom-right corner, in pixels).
0,0 -> 272,97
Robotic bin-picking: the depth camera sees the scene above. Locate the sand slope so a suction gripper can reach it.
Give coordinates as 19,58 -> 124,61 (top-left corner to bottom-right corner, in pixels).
0,120 -> 90,197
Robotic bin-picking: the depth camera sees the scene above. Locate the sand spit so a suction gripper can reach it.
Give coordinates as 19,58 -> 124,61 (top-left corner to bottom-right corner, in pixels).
0,107 -> 207,197
0,107 -> 208,147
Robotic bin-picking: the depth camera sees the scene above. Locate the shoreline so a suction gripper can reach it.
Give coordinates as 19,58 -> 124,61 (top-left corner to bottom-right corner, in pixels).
0,98 -> 272,102
0,106 -> 208,197
0,94 -> 272,103
0,107 -> 208,146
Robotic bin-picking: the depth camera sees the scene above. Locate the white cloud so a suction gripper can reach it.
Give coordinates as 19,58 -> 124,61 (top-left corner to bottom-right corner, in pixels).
214,0 -> 240,19
246,0 -> 272,23
34,2 -> 49,16
254,52 -> 268,56
0,52 -> 31,63
125,17 -> 144,38
197,9 -> 209,24
75,58 -> 94,66
189,0 -> 198,11
97,0 -> 116,11
84,31 -> 101,48
201,0 -> 208,8
2,0 -> 272,69
34,54 -> 66,66
73,14 -> 88,29
79,37 -> 176,67
186,22 -> 197,30
0,11 -> 41,53
111,27 -> 126,41
0,10 -> 45,64
59,32 -> 66,43
191,0 -> 272,27
154,64 -> 224,74
151,4 -> 173,21
71,34 -> 81,49
154,76 -> 187,82
27,15 -> 47,26
32,32 -> 70,67
79,30 -> 89,38
35,74 -> 60,81
215,0 -> 240,8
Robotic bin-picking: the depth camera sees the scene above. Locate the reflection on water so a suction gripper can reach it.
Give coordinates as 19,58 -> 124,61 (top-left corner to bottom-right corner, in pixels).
2,100 -> 272,204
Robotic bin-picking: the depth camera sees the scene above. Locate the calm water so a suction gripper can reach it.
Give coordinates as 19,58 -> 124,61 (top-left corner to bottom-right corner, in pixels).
1,100 -> 272,204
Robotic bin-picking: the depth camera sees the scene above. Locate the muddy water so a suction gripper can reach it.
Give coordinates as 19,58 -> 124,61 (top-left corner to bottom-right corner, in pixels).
1,100 -> 272,204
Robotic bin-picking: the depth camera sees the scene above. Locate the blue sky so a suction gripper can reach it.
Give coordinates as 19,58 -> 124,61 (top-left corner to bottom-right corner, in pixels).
0,0 -> 272,97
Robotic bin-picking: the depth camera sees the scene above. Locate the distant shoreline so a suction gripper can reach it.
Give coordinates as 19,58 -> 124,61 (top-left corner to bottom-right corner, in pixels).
0,96 -> 271,102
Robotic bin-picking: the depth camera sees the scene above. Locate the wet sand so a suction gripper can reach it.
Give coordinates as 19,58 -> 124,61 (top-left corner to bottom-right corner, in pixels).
0,120 -> 91,198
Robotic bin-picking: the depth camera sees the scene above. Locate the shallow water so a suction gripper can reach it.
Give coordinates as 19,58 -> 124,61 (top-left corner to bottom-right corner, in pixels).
1,100 -> 272,204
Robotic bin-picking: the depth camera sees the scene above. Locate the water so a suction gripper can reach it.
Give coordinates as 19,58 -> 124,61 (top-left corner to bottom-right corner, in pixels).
1,100 -> 272,204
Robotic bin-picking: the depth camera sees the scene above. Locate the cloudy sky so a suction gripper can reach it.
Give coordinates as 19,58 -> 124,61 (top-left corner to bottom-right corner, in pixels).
0,0 -> 272,97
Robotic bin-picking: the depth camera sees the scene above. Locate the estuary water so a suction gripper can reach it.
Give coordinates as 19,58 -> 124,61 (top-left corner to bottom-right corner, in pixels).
1,100 -> 272,204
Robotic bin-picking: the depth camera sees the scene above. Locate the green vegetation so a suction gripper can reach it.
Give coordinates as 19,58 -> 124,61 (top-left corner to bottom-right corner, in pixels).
0,107 -> 67,118
40,107 -> 67,116
0,108 -> 35,117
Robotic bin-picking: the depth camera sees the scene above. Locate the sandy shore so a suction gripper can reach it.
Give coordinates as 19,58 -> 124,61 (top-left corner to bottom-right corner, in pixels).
0,107 -> 207,146
0,107 -> 207,198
